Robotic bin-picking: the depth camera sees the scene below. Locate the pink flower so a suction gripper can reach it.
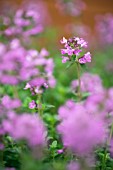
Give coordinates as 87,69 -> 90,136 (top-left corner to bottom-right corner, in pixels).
62,56 -> 69,63
79,52 -> 91,64
60,37 -> 67,44
57,149 -> 64,154
43,83 -> 49,88
71,72 -> 103,94
57,101 -> 106,155
2,96 -> 21,110
24,83 -> 31,90
39,48 -> 49,57
3,113 -> 47,147
56,0 -> 86,17
75,37 -> 88,48
60,36 -> 91,64
0,41 -> 55,88
29,100 -> 36,109
10,39 -> 21,49
95,14 -> 113,46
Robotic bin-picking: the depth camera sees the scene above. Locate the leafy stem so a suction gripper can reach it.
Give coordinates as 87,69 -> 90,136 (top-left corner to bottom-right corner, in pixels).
76,62 -> 82,101
102,121 -> 113,170
37,94 -> 43,117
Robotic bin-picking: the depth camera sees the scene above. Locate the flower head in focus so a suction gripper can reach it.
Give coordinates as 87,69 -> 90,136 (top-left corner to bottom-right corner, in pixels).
60,37 -> 91,64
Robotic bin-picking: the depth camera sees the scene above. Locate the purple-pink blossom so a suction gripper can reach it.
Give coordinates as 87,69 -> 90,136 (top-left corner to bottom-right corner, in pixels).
56,0 -> 86,17
0,40 -> 56,88
95,14 -> 113,46
79,52 -> 91,64
3,113 -> 47,147
60,37 -> 91,64
29,100 -> 36,109
2,95 -> 21,110
0,1 -> 49,41
24,77 -> 48,95
57,149 -> 64,154
57,100 -> 106,155
71,72 -> 103,94
71,72 -> 113,118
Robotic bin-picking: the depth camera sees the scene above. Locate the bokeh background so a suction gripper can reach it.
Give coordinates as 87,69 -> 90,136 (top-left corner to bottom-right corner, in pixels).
0,0 -> 113,36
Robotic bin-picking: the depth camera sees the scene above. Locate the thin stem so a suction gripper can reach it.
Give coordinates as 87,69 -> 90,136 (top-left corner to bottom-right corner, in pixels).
76,62 -> 82,101
13,85 -> 19,98
79,158 -> 91,170
102,122 -> 113,170
0,136 -> 4,167
37,94 -> 43,117
0,151 -> 4,167
107,122 -> 113,146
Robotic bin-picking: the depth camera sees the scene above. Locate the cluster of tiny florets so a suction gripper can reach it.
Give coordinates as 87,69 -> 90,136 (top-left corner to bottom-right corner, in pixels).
60,37 -> 91,64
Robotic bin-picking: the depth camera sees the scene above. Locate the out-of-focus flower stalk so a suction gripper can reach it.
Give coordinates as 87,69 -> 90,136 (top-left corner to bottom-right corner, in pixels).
13,85 -> 19,98
37,94 -> 43,117
76,62 -> 81,101
102,122 -> 113,170
0,136 -> 4,167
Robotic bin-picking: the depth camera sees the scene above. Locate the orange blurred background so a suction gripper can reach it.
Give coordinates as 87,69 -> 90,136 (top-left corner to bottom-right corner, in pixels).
0,0 -> 113,42
0,0 -> 113,26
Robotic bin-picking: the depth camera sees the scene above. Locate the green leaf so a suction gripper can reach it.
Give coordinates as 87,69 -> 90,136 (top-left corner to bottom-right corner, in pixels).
82,92 -> 91,99
23,97 -> 32,107
45,104 -> 55,109
66,62 -> 74,69
50,141 -> 57,148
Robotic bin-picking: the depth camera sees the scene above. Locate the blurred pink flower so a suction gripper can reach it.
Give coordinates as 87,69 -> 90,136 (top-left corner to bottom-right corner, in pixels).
3,113 -> 47,147
71,72 -> 103,94
2,95 -> 21,110
58,101 -> 106,155
95,14 -> 113,46
56,0 -> 86,17
29,100 -> 36,109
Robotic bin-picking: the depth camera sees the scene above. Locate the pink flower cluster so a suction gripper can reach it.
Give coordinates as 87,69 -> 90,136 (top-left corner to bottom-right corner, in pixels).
71,73 -> 113,115
58,73 -> 113,156
56,0 -> 86,17
57,100 -> 106,156
0,94 -> 47,148
29,100 -> 37,109
24,78 -> 49,95
0,95 -> 21,150
71,72 -> 103,94
95,14 -> 113,46
58,72 -> 113,156
0,2 -> 46,40
0,95 -> 21,118
1,95 -> 21,110
0,40 -> 56,86
3,113 -> 47,147
60,37 -> 91,64
22,0 -> 50,26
